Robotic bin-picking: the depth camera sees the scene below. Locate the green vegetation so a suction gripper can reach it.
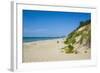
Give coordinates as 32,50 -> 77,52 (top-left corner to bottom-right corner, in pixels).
67,45 -> 74,53
76,19 -> 91,30
62,45 -> 74,53
62,19 -> 91,54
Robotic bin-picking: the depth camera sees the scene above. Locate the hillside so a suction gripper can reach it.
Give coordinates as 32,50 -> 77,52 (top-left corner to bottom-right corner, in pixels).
62,20 -> 91,54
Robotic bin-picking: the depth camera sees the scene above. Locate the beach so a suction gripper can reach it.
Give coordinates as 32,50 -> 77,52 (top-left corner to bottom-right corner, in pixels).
22,38 -> 91,63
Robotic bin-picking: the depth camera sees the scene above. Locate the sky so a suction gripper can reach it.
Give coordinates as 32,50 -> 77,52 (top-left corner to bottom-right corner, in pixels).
23,10 -> 91,37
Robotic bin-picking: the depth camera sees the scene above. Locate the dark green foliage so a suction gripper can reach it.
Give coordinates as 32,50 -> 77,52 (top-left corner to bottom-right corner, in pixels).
64,19 -> 91,45
71,39 -> 76,44
62,19 -> 91,54
61,45 -> 74,53
64,40 -> 68,44
68,31 -> 75,39
77,19 -> 91,30
65,45 -> 74,53
68,45 -> 74,50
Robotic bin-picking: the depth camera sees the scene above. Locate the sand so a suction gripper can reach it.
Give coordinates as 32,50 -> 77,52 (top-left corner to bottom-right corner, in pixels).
22,38 -> 91,63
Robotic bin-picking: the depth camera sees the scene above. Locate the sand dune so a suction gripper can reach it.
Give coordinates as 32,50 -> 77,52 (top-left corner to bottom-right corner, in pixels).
22,38 -> 91,63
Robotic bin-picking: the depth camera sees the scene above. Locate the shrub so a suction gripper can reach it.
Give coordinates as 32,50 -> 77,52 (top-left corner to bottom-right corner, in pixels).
64,45 -> 74,53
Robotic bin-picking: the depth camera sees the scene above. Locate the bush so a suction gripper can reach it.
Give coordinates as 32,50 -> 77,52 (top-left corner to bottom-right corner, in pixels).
64,45 -> 74,53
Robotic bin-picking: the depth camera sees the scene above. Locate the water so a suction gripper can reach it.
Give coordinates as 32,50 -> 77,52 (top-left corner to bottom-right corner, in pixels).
23,37 -> 64,43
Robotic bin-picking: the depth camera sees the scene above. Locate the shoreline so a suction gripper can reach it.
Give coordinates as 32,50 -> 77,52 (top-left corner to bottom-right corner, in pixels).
23,38 -> 65,45
22,38 -> 90,63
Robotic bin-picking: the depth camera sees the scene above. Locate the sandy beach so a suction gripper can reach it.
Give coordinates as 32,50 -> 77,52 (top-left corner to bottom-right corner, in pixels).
22,38 -> 91,63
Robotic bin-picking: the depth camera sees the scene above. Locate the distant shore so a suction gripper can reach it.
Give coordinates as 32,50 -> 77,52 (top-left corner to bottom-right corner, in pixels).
22,38 -> 90,63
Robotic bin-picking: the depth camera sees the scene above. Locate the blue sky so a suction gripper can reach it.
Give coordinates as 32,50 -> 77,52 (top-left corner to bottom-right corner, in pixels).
23,10 -> 91,37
